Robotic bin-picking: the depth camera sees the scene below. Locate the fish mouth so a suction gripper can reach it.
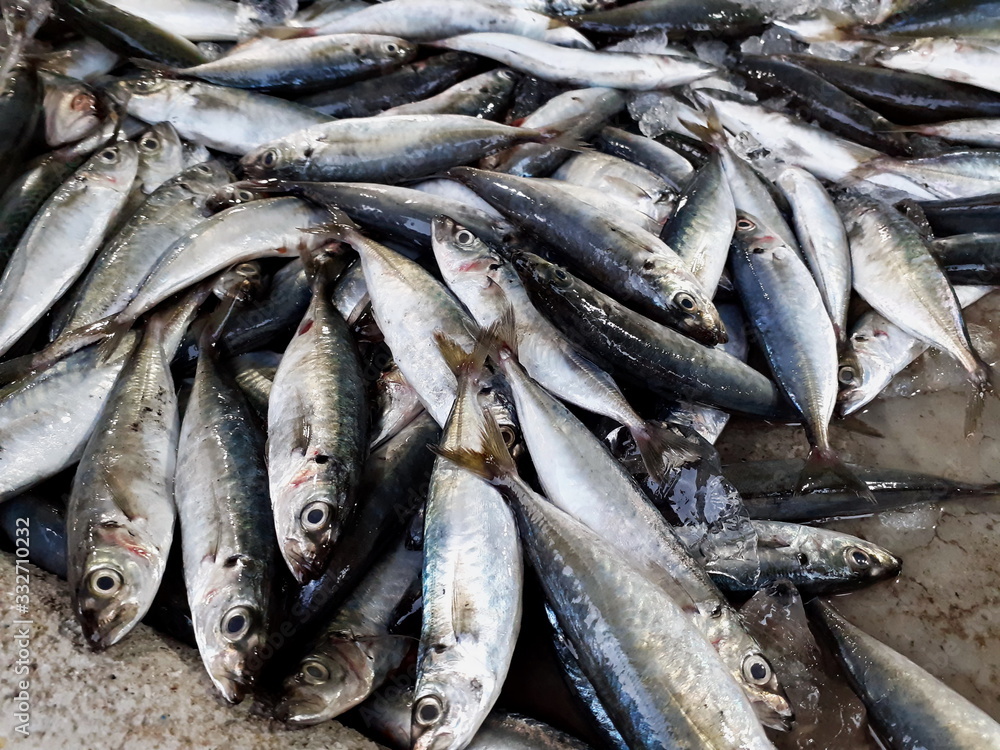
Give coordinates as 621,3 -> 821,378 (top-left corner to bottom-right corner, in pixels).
213,669 -> 254,704
77,602 -> 140,652
281,540 -> 330,584
412,727 -> 455,750
274,692 -> 331,726
680,315 -> 728,346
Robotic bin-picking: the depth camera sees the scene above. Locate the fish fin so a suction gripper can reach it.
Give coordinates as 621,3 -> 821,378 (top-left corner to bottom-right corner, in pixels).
631,419 -> 701,482
796,447 -> 875,503
431,406 -> 517,484
299,207 -> 359,240
477,303 -> 518,361
833,415 -> 884,439
680,103 -> 725,150
300,242 -> 347,294
97,315 -> 137,363
433,331 -> 488,382
965,359 -> 998,438
531,118 -> 593,154
129,58 -> 177,75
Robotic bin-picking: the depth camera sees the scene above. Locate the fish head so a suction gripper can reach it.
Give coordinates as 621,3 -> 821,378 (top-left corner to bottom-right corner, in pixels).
274,641 -> 374,726
839,537 -> 901,587
135,122 -> 184,183
175,160 -> 235,197
205,181 -> 267,213
80,140 -> 140,193
836,346 -> 872,415
241,141 -> 298,179
276,485 -> 347,583
40,72 -> 101,147
72,521 -> 163,651
365,37 -> 418,67
647,262 -> 727,346
102,76 -> 174,111
191,558 -> 270,703
737,646 -> 794,730
431,216 -> 503,292
508,250 -> 574,298
411,660 -> 493,750
213,261 -> 265,303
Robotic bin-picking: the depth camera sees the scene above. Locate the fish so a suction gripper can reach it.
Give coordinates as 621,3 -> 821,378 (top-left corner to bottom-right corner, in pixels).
52,0 -> 209,67
451,167 -> 724,344
370,364 -> 424,449
276,537 -> 421,725
725,458 -> 1000,522
297,51 -> 486,118
241,114 -> 578,184
707,521 -> 901,596
267,251 -> 369,583
920,192 -> 1000,236
568,0 -> 765,37
776,167 -> 852,343
36,37 -> 121,81
899,117 -> 1000,148
0,0 -> 52,84
379,68 -> 517,119
431,216 -> 698,479
413,339 -> 522,750
864,0 -> 1000,39
837,190 -> 994,433
104,77 -> 331,155
551,151 -> 677,221
0,141 -> 137,359
230,350 -> 280,419
433,32 -> 717,90
170,34 -> 417,91
876,38 -> 1000,96
730,211 -> 872,501
476,311 -> 791,728
594,125 -> 695,189
99,0 -> 239,41
740,583 -> 878,750
839,285 -> 994,416
236,0 -> 296,38
38,70 -> 101,148
68,286 -> 202,650
660,151 -> 735,295
511,252 -> 791,418
174,279 -> 275,703
854,150 -> 1000,201
810,600 -> 1000,749
931,234 -> 1000,284
0,66 -> 41,194
436,410 -> 777,749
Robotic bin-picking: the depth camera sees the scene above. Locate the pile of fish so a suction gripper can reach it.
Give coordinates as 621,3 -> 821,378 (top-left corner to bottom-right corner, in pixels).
4,0 -> 1000,747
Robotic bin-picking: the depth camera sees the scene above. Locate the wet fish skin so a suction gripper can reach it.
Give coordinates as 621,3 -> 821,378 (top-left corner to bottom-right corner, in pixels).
810,600 -> 1000,749
0,0 -> 51,83
865,0 -> 1000,40
297,52 -> 486,119
380,68 -> 517,119
725,458 -> 1000,522
52,0 -> 209,67
839,285 -> 993,416
920,193 -> 1000,236
241,114 -> 565,184
0,141 -> 138,358
708,520 -> 901,597
776,167 -> 852,344
370,364 -> 424,449
789,53 -> 1000,125
568,0 -> 765,37
837,191 -> 991,425
594,125 -> 694,190
105,77 -> 331,155
931,234 -> 1000,285
735,55 -> 911,156
436,415 -> 776,749
876,38 -> 1000,96
898,117 -> 1000,148
414,342 -> 522,750
99,0 -> 239,41
0,494 -> 68,579
173,34 -> 417,92
452,167 -> 724,345
230,350 -> 279,420
68,302 -> 188,650
175,325 -> 275,703
276,539 -> 421,725
660,151 -> 735,295
433,32 -> 717,90
268,256 -> 369,583
511,252 -> 792,418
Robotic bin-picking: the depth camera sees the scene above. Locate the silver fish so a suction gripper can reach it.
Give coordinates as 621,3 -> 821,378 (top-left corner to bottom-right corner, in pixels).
39,70 -> 101,147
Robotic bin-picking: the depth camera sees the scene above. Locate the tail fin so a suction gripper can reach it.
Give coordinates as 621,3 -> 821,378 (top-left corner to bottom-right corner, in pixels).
631,419 -> 701,482
529,116 -> 593,154
96,314 -> 138,363
431,406 -> 517,485
796,447 -> 875,503
434,331 -> 489,383
679,103 -> 725,151
478,303 -> 519,361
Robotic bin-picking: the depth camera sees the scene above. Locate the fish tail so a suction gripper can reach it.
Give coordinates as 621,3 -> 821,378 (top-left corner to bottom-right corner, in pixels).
630,419 -> 700,483
300,208 -> 359,242
531,116 -> 593,154
680,103 -> 725,150
477,302 -> 519,361
431,406 -> 517,485
301,242 -> 346,293
434,330 -> 489,383
96,315 -> 136,363
796,446 -> 876,504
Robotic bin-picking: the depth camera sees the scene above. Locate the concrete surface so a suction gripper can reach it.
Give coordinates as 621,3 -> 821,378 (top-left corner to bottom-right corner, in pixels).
0,555 -> 380,749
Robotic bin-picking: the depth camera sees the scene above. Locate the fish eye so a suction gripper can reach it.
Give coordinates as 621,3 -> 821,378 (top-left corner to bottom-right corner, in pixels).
736,217 -> 756,231
499,425 -> 517,448
98,147 -> 119,163
221,606 -> 252,641
139,136 -> 160,152
195,164 -> 213,175
674,292 -> 697,312
384,42 -> 401,54
742,654 -> 773,686
553,268 -> 568,281
838,365 -> 856,385
260,149 -> 279,168
87,568 -> 124,598
414,695 -> 444,726
301,501 -> 331,531
751,246 -> 766,254
498,69 -> 516,80
70,92 -> 94,111
300,659 -> 330,684
847,547 -> 872,571
238,189 -> 254,201
454,229 -> 475,245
